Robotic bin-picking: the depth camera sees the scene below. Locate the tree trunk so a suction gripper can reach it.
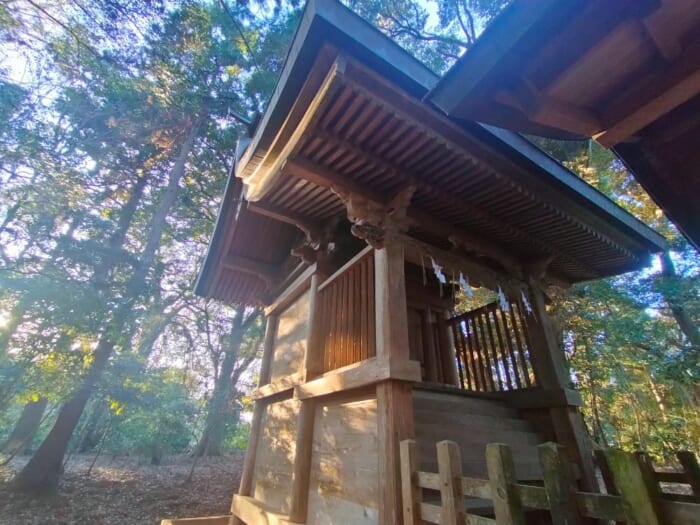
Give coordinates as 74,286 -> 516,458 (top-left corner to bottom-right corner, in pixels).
659,251 -> 700,348
14,119 -> 202,492
13,337 -> 115,492
1,397 -> 48,456
194,312 -> 245,457
194,306 -> 261,457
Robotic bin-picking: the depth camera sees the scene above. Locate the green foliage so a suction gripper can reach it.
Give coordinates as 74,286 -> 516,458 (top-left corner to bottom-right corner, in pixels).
103,368 -> 197,456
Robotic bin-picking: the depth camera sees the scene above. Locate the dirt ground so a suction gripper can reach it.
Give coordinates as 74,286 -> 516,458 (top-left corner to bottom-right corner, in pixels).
0,452 -> 245,524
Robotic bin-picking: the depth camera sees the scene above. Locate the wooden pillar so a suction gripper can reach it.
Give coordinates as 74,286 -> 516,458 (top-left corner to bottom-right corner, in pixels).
303,268 -> 328,381
289,400 -> 316,522
525,282 -> 597,491
436,311 -> 460,386
374,239 -> 415,524
419,309 -> 439,382
290,266 -> 328,522
231,314 -> 278,525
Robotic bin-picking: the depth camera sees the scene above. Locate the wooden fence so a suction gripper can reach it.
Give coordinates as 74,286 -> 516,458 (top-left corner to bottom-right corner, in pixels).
446,300 -> 536,393
316,250 -> 375,373
400,439 -> 700,525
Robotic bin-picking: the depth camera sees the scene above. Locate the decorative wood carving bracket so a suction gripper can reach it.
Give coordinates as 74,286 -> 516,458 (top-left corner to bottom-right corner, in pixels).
290,216 -> 339,265
333,185 -> 416,249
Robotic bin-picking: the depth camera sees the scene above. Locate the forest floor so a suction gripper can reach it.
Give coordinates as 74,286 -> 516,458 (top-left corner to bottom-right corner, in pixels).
0,451 -> 245,524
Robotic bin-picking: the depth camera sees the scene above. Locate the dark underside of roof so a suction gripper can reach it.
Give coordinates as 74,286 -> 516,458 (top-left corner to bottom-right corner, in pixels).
427,0 -> 700,250
196,0 -> 668,307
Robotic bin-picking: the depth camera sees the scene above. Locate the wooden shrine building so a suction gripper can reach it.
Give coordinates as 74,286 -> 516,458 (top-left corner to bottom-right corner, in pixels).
190,1 -> 669,523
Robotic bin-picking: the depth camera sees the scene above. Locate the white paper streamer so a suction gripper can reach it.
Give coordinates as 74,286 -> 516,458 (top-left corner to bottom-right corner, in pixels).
458,272 -> 474,297
521,290 -> 533,315
431,258 -> 447,284
497,286 -> 510,312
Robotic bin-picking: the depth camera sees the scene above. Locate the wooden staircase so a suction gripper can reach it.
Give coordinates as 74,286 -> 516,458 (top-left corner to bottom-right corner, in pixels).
413,386 -> 545,481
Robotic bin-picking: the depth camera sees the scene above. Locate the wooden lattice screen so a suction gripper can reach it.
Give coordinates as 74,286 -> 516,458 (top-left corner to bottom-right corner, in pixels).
446,300 -> 536,392
316,251 -> 376,373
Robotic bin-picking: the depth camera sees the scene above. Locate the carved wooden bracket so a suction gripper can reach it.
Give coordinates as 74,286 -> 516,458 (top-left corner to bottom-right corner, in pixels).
333,185 -> 416,249
290,216 -> 339,264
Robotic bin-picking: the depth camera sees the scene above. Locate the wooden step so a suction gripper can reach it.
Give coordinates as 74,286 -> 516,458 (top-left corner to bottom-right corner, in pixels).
414,408 -> 533,432
416,425 -> 542,448
413,390 -> 516,418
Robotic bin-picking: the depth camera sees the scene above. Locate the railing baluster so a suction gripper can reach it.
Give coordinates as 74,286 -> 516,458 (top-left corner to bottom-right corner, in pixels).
477,311 -> 498,391
450,320 -> 467,389
508,303 -> 532,388
501,301 -> 522,389
400,439 -> 422,525
514,300 -> 536,386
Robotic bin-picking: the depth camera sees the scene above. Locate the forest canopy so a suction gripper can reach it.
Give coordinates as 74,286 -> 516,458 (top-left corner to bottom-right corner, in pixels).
0,0 -> 697,496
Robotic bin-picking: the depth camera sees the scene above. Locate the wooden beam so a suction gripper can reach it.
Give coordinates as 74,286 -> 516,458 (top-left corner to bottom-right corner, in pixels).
160,517 -> 230,525
242,53 -> 346,201
340,56 -> 640,260
309,129 -> 526,275
246,201 -> 322,238
287,156 -> 534,280
289,153 -> 601,282
294,357 -> 421,400
249,373 -> 303,401
222,254 -> 281,287
231,495 -> 295,525
596,37 -> 700,147
265,263 -> 316,316
495,80 -> 603,136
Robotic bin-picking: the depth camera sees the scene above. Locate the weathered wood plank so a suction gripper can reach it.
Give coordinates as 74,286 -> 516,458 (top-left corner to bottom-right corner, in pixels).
400,439 -> 422,525
377,381 -> 414,525
160,516 -> 230,525
605,448 -> 663,525
288,400 -> 315,522
437,440 -> 466,525
486,443 -> 526,525
538,442 -> 580,524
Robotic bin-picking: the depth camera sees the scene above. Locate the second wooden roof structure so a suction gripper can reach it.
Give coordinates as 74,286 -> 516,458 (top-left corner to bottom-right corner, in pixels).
429,0 -> 700,250
196,0 -> 667,307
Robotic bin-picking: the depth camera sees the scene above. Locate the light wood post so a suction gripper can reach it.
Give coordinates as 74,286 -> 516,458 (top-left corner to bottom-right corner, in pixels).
259,314 -> 279,387
419,309 -> 438,382
374,240 -> 410,362
231,314 -> 279,525
437,440 -> 465,525
486,443 -> 526,525
303,268 -> 329,381
400,439 -> 422,525
525,282 -> 597,491
436,311 -> 460,386
289,266 -> 328,523
288,401 -> 316,522
374,239 -> 415,524
604,449 -> 664,525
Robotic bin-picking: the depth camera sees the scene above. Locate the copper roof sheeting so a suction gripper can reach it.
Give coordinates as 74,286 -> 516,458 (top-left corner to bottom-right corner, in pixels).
196,0 -> 667,306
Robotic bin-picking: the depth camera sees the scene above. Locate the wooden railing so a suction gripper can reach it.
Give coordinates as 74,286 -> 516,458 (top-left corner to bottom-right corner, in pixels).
597,449 -> 700,505
316,249 -> 375,373
400,439 -> 700,525
446,300 -> 536,392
